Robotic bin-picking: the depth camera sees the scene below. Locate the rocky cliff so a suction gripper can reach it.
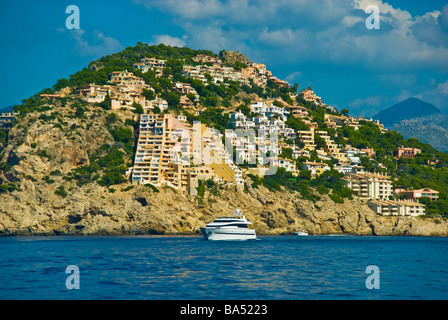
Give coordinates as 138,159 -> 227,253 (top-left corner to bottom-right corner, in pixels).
1,173 -> 447,237
0,99 -> 447,237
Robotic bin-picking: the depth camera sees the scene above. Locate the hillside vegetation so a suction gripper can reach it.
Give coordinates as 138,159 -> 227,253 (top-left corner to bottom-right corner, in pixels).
1,43 -> 448,219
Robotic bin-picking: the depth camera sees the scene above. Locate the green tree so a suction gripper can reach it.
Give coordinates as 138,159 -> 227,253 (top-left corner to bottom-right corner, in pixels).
100,93 -> 112,110
132,103 -> 144,114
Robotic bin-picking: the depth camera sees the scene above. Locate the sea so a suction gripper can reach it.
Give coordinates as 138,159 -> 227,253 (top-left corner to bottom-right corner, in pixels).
0,235 -> 447,301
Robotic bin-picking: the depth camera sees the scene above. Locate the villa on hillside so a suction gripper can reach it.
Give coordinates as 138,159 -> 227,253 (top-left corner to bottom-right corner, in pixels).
394,188 -> 439,201
395,146 -> 421,158
302,161 -> 330,177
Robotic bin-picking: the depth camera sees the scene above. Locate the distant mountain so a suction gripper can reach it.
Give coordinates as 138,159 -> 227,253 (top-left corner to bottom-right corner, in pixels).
0,105 -> 15,113
373,97 -> 441,128
392,113 -> 448,153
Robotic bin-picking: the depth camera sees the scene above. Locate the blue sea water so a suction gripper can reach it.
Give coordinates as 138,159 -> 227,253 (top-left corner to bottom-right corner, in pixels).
0,235 -> 447,300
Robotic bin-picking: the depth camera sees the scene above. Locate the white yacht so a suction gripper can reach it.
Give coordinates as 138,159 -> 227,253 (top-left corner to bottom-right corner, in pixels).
200,209 -> 257,241
294,230 -> 308,236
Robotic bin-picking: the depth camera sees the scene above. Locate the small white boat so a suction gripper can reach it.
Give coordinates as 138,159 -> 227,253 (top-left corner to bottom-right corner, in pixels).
294,230 -> 308,236
200,209 -> 257,241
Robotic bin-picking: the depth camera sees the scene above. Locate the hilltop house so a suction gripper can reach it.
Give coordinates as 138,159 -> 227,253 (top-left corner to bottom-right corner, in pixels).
300,88 -> 322,104
133,57 -> 166,77
395,146 -> 421,158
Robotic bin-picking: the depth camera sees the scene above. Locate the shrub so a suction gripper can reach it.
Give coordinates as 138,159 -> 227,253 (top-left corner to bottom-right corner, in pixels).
55,186 -> 68,198
38,150 -> 51,159
122,185 -> 135,192
144,183 -> 159,193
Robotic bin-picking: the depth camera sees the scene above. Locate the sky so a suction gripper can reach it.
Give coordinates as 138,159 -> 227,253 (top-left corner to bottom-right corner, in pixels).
1,0 -> 448,117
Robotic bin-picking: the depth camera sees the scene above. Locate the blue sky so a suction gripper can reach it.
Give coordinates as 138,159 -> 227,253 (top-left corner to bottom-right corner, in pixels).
1,0 -> 448,117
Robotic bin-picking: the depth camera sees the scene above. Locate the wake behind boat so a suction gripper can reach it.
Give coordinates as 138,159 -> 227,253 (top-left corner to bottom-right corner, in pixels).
200,209 -> 257,241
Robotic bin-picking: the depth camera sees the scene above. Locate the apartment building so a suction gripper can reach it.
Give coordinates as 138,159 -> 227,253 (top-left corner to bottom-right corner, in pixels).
334,162 -> 365,175
0,111 -> 18,131
316,130 -> 342,160
360,148 -> 376,157
132,114 -> 192,185
182,64 -> 250,86
291,146 -> 310,159
241,66 -> 264,87
297,130 -> 316,151
269,76 -> 290,88
341,145 -> 367,163
77,84 -> 115,103
111,71 -> 147,94
269,157 -> 297,173
192,54 -> 222,64
172,82 -> 198,96
141,57 -> 166,69
247,62 -> 271,86
144,97 -> 168,113
341,172 -> 393,200
250,101 -> 289,121
132,114 -> 243,194
300,88 -> 322,104
165,163 -> 199,195
367,199 -> 425,217
133,57 -> 166,77
288,105 -> 309,118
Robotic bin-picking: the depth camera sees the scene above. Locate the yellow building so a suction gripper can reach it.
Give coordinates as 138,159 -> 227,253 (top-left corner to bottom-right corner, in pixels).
342,172 -> 393,200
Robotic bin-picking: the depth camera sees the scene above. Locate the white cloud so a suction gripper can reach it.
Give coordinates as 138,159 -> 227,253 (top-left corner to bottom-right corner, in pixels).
441,4 -> 448,30
284,71 -> 303,83
150,34 -> 187,47
419,80 -> 448,113
71,29 -> 123,57
137,0 -> 448,72
135,0 -> 448,112
257,28 -> 297,46
349,95 -> 383,109
133,0 -> 224,20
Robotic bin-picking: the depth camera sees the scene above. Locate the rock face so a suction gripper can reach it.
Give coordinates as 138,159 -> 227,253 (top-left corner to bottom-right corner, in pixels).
1,181 -> 447,237
0,100 -> 447,237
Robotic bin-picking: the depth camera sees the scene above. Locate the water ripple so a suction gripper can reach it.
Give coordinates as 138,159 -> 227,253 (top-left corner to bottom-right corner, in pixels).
1,235 -> 447,299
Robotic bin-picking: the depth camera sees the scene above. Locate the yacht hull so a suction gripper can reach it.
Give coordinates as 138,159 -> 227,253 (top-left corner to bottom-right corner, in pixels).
201,227 -> 257,241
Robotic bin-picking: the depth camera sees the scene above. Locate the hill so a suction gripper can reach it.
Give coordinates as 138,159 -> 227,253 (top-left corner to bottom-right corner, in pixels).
373,97 -> 441,128
392,113 -> 448,153
1,43 -> 447,236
